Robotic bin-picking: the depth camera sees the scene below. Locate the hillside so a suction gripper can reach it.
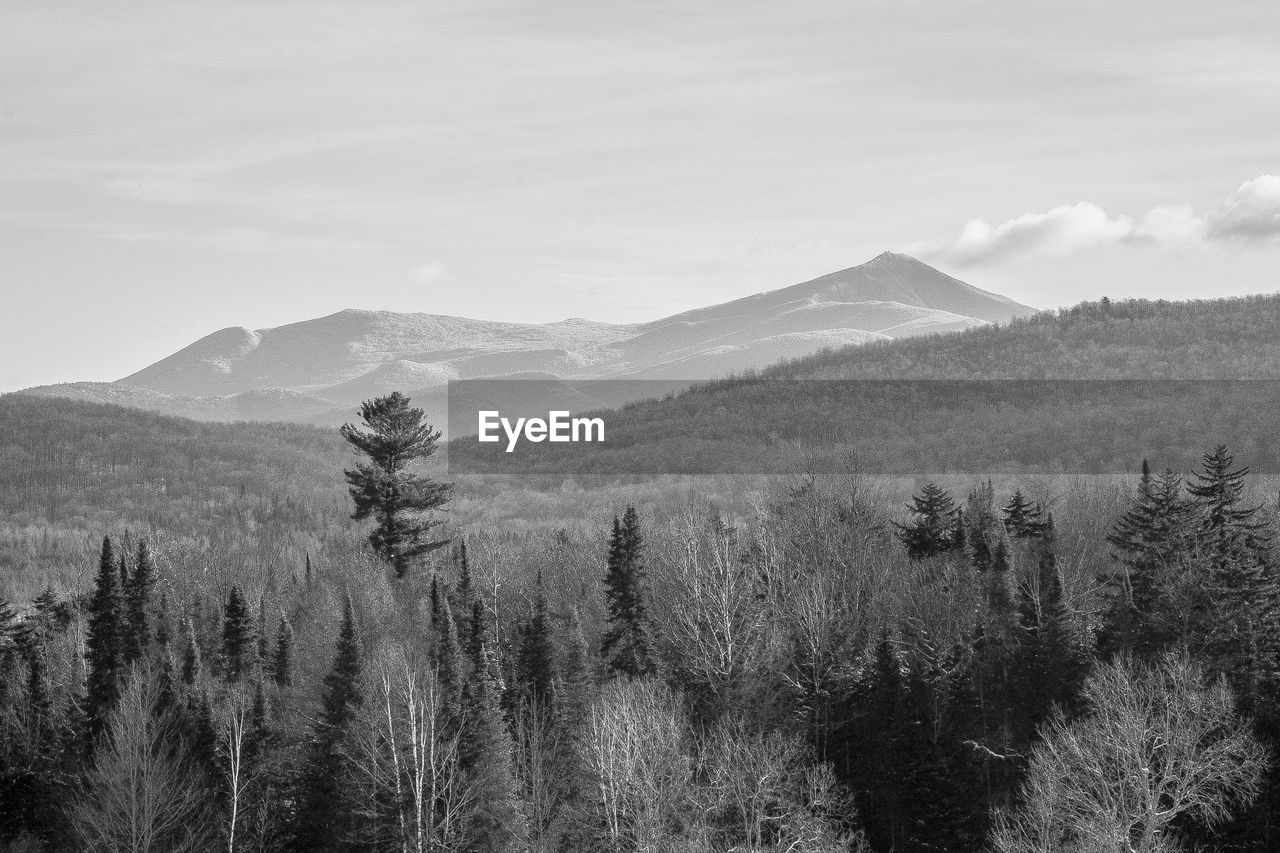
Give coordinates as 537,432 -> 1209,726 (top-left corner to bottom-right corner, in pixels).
769,294 -> 1280,380
450,294 -> 1280,476
22,253 -> 1033,424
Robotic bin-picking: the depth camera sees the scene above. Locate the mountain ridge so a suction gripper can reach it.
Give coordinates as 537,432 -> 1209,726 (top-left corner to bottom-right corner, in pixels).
26,253 -> 1036,424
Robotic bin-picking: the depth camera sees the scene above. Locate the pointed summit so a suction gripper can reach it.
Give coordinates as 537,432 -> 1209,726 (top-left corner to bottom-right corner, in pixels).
780,252 -> 1033,324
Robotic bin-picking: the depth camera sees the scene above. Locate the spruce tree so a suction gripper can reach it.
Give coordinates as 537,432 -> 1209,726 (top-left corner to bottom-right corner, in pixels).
895,483 -> 961,559
1102,467 -> 1192,657
340,391 -> 452,578
1187,445 -> 1278,705
600,507 -> 655,680
85,536 -> 123,740
1002,490 -> 1047,539
456,541 -> 475,647
221,585 -> 254,683
435,597 -> 465,730
292,597 -> 363,852
121,540 -> 155,665
460,640 -> 526,852
1016,516 -> 1088,732
515,571 -> 556,711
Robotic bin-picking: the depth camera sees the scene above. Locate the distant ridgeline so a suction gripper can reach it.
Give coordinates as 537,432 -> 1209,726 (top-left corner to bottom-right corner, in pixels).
448,379 -> 1280,475
449,295 -> 1280,476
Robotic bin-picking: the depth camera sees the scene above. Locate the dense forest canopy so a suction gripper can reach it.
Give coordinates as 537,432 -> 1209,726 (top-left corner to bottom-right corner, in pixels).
5,291 -> 1280,851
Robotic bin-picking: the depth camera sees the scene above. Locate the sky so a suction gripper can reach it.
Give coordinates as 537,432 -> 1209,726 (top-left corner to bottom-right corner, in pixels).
2,0 -> 1279,391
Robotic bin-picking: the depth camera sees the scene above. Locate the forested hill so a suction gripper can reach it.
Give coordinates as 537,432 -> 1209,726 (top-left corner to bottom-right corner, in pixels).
453,293 -> 1280,476
0,394 -> 352,594
769,293 -> 1280,379
0,394 -> 348,529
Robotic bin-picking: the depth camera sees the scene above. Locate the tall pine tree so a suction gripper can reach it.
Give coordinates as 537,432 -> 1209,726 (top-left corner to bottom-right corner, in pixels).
460,640 -> 526,853
85,536 -> 123,741
121,540 -> 155,665
600,507 -> 655,680
291,597 -> 363,852
221,585 -> 254,683
340,392 -> 452,579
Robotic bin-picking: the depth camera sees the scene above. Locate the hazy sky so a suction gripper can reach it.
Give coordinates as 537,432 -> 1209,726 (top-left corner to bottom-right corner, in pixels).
3,0 -> 1279,390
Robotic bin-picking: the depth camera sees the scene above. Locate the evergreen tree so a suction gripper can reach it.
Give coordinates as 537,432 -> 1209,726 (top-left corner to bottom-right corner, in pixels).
429,574 -> 443,631
1187,445 -> 1278,705
895,483 -> 961,559
121,540 -> 155,665
1102,467 -> 1192,657
340,391 -> 452,578
456,540 -> 475,648
435,597 -> 465,730
272,614 -> 294,687
842,635 -> 910,850
555,608 -> 593,736
292,597 -> 363,852
1002,490 -> 1047,539
1016,516 -> 1088,732
85,536 -> 123,740
118,552 -> 129,599
221,585 -> 254,683
515,571 -> 556,711
460,641 -> 526,853
600,507 -> 655,679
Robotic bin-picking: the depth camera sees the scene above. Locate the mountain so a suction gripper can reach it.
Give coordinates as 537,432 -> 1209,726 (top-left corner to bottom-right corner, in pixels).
23,253 -> 1034,424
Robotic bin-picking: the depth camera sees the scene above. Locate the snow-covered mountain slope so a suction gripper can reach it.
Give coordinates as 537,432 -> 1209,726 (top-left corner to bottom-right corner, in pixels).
24,252 -> 1035,424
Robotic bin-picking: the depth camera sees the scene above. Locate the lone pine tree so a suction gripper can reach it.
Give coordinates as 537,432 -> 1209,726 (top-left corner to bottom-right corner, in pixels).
340,391 -> 452,579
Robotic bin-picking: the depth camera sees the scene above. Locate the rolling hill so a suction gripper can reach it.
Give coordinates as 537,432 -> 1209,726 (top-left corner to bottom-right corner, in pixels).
448,293 -> 1280,476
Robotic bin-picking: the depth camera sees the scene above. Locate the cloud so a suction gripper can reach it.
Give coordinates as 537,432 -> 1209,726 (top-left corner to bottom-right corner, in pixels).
917,175 -> 1280,266
1205,175 -> 1280,241
412,260 -> 448,283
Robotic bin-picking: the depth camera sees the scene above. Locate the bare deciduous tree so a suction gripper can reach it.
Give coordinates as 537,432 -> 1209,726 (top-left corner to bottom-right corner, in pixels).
991,652 -> 1267,853
584,680 -> 691,853
349,642 -> 472,853
217,686 -> 251,853
697,716 -> 865,853
651,510 -> 775,719
71,666 -> 211,853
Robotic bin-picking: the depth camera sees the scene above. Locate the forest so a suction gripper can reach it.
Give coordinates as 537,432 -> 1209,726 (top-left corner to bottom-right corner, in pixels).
3,385 -> 1280,851
5,293 -> 1280,851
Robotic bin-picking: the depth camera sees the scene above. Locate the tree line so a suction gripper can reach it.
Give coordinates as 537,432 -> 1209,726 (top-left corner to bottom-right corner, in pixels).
1,391 -> 1278,851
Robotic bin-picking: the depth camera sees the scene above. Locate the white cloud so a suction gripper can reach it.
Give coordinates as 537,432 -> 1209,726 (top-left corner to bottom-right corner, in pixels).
412,260 -> 448,283
918,175 -> 1280,266
1205,175 -> 1280,241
